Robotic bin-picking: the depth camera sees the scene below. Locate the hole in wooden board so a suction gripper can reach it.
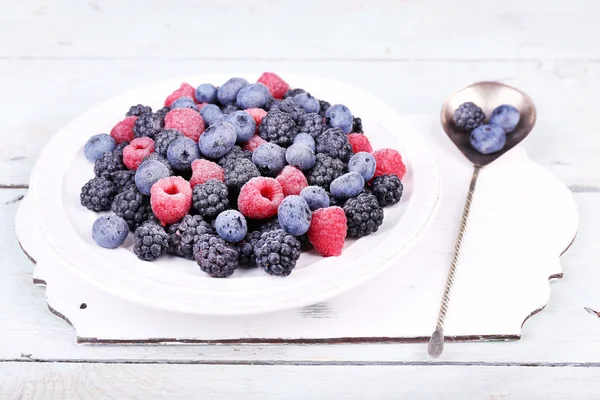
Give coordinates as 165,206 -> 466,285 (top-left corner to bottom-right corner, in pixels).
80,303 -> 87,310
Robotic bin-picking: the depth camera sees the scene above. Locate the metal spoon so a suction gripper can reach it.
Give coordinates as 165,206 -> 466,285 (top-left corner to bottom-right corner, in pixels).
428,81 -> 537,358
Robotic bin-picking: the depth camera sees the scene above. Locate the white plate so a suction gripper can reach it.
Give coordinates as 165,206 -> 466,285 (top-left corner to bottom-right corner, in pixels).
27,74 -> 441,315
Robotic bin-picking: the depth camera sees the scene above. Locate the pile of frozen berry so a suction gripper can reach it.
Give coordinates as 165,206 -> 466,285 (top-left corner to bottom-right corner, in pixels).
453,102 -> 521,154
81,73 -> 406,278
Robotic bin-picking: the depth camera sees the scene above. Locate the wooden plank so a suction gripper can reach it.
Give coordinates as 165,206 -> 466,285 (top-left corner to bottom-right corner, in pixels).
0,59 -> 599,187
1,362 -> 599,399
1,188 -> 599,363
2,0 -> 600,60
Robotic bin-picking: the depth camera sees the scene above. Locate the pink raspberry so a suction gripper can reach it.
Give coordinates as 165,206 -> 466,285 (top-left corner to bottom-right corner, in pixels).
308,207 -> 347,257
150,176 -> 192,226
347,133 -> 373,154
110,116 -> 138,144
257,72 -> 290,100
276,166 -> 308,197
372,148 -> 406,180
238,177 -> 284,220
243,134 -> 268,152
164,108 -> 205,142
189,159 -> 225,189
123,137 -> 154,170
245,108 -> 267,133
164,83 -> 196,107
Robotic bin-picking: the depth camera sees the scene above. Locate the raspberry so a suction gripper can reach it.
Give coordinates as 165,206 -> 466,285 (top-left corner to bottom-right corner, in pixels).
258,111 -> 298,147
257,72 -> 290,100
352,117 -> 363,134
94,151 -> 125,179
297,113 -> 325,138
276,166 -> 308,197
343,192 -> 383,238
193,233 -> 239,278
164,83 -> 196,107
123,137 -> 155,170
154,129 -> 183,157
347,133 -> 373,154
133,113 -> 165,139
315,128 -> 353,162
304,153 -> 345,190
126,104 -> 152,117
192,179 -> 229,219
245,108 -> 267,133
168,215 -> 214,260
254,229 -> 301,276
238,177 -> 284,220
110,169 -> 136,192
372,148 -> 406,180
164,108 -> 205,142
308,206 -> 347,257
111,185 -> 151,231
269,97 -> 305,122
133,222 -> 169,261
150,176 -> 192,225
110,116 -> 138,144
243,134 -> 268,152
80,177 -> 116,211
237,230 -> 262,267
370,174 -> 403,207
189,159 -> 225,189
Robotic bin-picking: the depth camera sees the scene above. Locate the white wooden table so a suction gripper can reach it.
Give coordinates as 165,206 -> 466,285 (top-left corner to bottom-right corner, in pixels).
2,1 -> 600,398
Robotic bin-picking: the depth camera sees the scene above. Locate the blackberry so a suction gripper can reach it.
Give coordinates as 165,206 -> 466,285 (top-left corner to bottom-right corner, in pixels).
264,97 -> 279,111
305,153 -> 345,190
352,117 -> 363,134
94,151 -> 125,179
343,192 -> 384,238
168,215 -> 214,260
297,112 -> 325,138
155,106 -> 171,121
315,128 -> 354,162
284,88 -> 306,99
193,233 -> 239,278
370,174 -> 403,207
111,185 -> 152,231
192,179 -> 229,219
221,103 -> 240,114
254,229 -> 301,276
133,222 -> 169,261
112,141 -> 129,161
154,129 -> 183,157
237,230 -> 262,267
259,218 -> 309,249
328,193 -> 346,208
110,170 -> 136,192
80,177 -> 116,211
126,104 -> 152,117
269,97 -> 305,122
453,102 -> 485,132
258,111 -> 298,147
318,99 -> 331,117
133,113 -> 164,139
222,157 -> 260,196
218,145 -> 252,167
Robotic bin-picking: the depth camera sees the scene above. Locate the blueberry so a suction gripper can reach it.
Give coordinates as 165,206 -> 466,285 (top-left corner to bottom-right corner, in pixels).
489,104 -> 520,133
84,134 -> 116,162
293,132 -> 315,151
325,104 -> 353,134
251,143 -> 286,176
223,110 -> 256,143
236,83 -> 272,109
215,210 -> 248,243
348,151 -> 376,181
199,122 -> 237,159
300,186 -> 330,211
171,96 -> 198,111
199,104 -> 224,126
293,93 -> 320,113
470,124 -> 507,154
285,144 -> 316,171
195,83 -> 218,104
277,195 -> 312,236
330,172 -> 365,199
92,215 -> 129,249
167,136 -> 201,171
217,77 -> 248,105
135,159 -> 171,195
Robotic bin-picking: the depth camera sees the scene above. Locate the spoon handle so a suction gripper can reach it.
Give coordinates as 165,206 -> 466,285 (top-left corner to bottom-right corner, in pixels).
428,165 -> 481,357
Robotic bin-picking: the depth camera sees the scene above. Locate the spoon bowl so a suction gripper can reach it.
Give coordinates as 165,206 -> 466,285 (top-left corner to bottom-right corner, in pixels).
440,81 -> 536,167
